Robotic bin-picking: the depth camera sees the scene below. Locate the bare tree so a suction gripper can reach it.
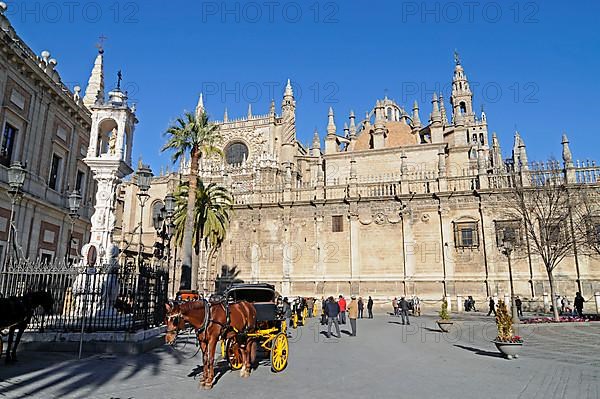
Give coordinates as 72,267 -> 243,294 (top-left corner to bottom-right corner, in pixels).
572,188 -> 600,258
504,162 -> 588,321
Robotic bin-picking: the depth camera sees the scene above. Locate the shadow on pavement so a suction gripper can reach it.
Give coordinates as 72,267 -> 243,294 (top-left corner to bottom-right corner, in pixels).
0,344 -> 182,399
454,344 -> 504,358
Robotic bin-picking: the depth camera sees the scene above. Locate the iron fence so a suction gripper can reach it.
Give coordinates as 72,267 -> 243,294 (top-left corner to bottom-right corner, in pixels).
0,258 -> 169,332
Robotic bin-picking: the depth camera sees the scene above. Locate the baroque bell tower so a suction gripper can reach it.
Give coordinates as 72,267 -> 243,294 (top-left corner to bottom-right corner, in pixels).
450,51 -> 475,124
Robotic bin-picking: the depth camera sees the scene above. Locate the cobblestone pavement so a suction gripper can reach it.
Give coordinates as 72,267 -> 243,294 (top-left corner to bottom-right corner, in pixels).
0,313 -> 598,399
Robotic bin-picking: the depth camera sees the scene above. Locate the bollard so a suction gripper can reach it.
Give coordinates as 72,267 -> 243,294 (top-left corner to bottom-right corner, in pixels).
595,292 -> 600,315
445,295 -> 452,313
457,295 -> 464,312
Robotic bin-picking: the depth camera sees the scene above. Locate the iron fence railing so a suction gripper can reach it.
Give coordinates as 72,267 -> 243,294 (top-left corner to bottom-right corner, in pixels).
0,258 -> 168,333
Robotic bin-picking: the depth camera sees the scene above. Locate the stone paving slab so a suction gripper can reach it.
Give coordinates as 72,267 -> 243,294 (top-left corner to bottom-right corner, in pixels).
0,314 -> 598,399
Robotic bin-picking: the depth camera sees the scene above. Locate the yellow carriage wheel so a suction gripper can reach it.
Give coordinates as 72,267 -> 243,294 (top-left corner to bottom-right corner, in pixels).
292,313 -> 298,329
302,307 -> 308,320
226,339 -> 243,371
270,333 -> 289,372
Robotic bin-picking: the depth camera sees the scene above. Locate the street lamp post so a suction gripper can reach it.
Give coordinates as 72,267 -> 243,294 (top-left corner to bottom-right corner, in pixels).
5,161 -> 27,267
66,189 -> 82,265
163,193 -> 175,294
501,229 -> 520,322
134,163 -> 153,272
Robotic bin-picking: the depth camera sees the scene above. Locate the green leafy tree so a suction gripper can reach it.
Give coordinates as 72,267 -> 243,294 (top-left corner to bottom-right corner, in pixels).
161,111 -> 221,289
172,179 -> 233,290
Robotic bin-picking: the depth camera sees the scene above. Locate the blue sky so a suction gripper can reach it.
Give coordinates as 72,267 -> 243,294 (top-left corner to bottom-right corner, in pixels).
6,0 -> 600,173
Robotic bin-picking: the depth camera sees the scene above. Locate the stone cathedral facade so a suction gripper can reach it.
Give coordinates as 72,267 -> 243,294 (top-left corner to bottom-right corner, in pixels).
117,58 -> 600,304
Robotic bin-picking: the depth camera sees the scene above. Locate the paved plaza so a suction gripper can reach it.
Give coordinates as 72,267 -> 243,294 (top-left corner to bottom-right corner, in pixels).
0,313 -> 598,399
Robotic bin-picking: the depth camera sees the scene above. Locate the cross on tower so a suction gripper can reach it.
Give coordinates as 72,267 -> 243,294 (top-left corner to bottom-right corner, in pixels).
96,34 -> 108,53
454,49 -> 461,65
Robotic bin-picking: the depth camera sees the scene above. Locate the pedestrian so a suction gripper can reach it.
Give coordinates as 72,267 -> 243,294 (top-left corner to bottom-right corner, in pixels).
398,296 -> 410,325
358,297 -> 364,319
367,296 -> 374,318
307,297 -> 314,318
347,295 -> 358,336
282,297 -> 292,331
413,295 -> 421,316
469,296 -> 477,312
325,296 -> 341,338
338,295 -> 347,324
515,296 -> 523,318
574,292 -> 585,317
392,297 -> 398,316
487,297 -> 496,316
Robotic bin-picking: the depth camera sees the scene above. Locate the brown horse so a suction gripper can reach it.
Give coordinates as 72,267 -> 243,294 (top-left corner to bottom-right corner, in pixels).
0,291 -> 54,363
165,299 -> 256,389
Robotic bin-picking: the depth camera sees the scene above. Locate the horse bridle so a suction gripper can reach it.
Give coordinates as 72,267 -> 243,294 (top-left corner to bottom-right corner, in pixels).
166,298 -> 212,341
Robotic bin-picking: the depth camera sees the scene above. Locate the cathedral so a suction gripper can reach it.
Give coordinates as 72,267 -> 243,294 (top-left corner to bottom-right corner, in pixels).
116,56 -> 600,306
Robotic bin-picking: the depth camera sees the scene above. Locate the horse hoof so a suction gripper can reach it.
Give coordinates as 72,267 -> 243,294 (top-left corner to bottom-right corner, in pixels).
203,384 -> 213,390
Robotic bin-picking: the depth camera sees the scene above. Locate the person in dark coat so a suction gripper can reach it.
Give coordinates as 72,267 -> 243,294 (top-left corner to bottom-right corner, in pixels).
574,292 -> 585,317
367,296 -> 374,318
487,297 -> 496,316
358,297 -> 364,319
325,296 -> 340,338
515,296 -> 523,318
398,296 -> 410,325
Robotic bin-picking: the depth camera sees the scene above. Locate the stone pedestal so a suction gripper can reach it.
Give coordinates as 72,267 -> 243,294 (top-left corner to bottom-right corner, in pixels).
543,292 -> 550,312
595,292 -> 600,314
457,295 -> 464,312
445,295 -> 452,312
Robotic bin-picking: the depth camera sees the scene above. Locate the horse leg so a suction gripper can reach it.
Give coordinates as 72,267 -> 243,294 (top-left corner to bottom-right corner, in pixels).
239,341 -> 248,378
5,326 -> 15,363
203,338 -> 217,389
11,322 -> 27,363
198,340 -> 208,388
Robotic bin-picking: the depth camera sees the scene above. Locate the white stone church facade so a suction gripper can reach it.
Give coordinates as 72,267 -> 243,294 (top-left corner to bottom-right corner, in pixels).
117,58 -> 600,305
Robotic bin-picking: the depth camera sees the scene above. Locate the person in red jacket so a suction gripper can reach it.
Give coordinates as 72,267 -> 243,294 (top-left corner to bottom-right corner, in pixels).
338,295 -> 347,324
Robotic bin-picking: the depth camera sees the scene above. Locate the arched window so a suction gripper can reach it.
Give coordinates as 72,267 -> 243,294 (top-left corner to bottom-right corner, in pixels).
225,141 -> 249,165
460,102 -> 467,114
387,108 -> 392,121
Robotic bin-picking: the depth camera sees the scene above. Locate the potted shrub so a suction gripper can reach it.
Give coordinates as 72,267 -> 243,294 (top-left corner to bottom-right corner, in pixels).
436,299 -> 453,332
493,300 -> 523,359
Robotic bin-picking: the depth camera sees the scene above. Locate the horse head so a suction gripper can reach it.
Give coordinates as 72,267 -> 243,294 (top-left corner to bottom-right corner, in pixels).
165,301 -> 186,345
25,291 -> 54,315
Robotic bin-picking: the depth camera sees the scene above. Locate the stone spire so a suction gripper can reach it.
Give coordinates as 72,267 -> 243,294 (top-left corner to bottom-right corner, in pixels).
269,99 -> 276,116
490,132 -> 503,170
372,101 -> 386,149
349,110 -> 357,138
195,93 -> 205,117
430,93 -> 441,124
562,133 -> 573,167
412,100 -> 421,128
247,103 -> 252,119
311,128 -> 321,157
223,107 -> 229,122
83,49 -> 105,108
327,106 -> 336,136
513,131 -> 528,170
284,78 -> 293,98
343,122 -> 349,138
439,93 -> 448,125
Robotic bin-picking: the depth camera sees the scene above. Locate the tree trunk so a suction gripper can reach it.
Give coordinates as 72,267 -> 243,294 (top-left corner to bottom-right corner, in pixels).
183,150 -> 199,290
547,267 -> 560,321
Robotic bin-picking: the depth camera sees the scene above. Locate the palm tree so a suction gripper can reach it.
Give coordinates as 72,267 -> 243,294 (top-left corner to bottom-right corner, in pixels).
161,111 -> 221,290
172,179 -> 233,291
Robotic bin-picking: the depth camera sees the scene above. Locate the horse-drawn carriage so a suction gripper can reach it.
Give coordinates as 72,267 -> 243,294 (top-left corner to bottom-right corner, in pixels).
223,283 -> 289,373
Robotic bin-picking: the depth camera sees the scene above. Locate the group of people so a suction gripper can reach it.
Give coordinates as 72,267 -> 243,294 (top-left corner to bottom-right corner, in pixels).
391,297 -> 412,325
486,292 -> 586,318
321,295 -> 374,338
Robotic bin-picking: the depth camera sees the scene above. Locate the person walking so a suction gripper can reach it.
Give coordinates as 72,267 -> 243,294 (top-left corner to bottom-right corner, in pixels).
347,295 -> 358,336
367,296 -> 374,318
574,292 -> 585,317
487,297 -> 496,316
358,297 -> 364,319
282,297 -> 292,331
398,296 -> 410,325
338,295 -> 347,324
515,296 -> 523,318
325,296 -> 341,338
392,297 -> 398,316
307,297 -> 314,318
